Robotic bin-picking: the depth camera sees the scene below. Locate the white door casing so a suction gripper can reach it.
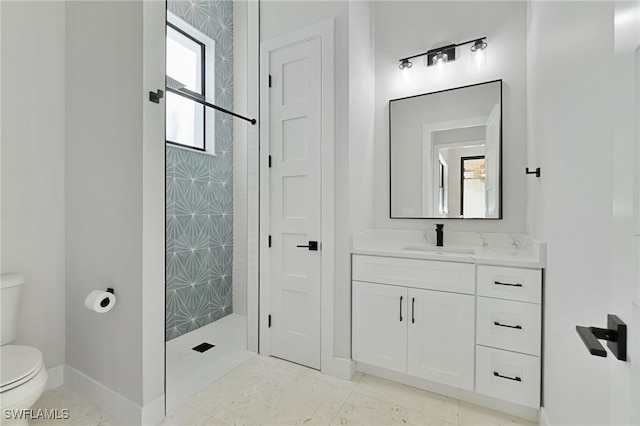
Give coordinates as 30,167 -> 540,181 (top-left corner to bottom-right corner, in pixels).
259,19 -> 336,374
484,104 -> 500,217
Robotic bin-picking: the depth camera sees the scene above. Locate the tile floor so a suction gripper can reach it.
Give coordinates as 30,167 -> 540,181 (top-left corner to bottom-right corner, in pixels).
32,355 -> 537,426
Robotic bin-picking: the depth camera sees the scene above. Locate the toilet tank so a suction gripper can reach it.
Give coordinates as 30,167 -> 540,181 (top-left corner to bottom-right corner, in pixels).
1,274 -> 25,345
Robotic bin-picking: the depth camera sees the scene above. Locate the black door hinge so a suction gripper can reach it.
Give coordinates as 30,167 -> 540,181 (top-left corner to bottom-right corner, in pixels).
268,314 -> 272,328
269,74 -> 272,88
269,155 -> 272,168
268,235 -> 272,247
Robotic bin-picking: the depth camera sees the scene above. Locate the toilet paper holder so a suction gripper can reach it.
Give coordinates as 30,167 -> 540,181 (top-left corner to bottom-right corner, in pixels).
104,288 -> 115,307
85,287 -> 117,313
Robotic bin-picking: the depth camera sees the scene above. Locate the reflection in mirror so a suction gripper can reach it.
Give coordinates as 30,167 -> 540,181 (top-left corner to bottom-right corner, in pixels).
390,80 -> 502,219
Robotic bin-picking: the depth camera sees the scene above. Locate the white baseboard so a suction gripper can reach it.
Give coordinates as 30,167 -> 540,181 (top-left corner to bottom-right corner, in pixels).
321,356 -> 357,381
357,362 -> 539,422
141,394 -> 165,425
64,364 -> 165,425
44,364 -> 64,391
539,407 -> 551,426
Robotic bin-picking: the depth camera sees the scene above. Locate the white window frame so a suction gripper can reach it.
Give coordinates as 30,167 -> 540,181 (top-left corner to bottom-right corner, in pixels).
166,11 -> 216,155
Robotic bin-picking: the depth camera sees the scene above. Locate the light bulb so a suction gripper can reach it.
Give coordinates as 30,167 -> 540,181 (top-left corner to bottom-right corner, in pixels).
432,52 -> 448,66
471,45 -> 487,71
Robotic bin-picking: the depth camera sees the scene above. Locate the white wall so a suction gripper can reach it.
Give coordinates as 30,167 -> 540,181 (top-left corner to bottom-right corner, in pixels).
65,0 -> 143,405
346,0 -> 376,359
0,0 -> 66,370
373,1 -> 527,232
348,0 -> 375,235
65,2 -> 165,420
527,2 -> 620,424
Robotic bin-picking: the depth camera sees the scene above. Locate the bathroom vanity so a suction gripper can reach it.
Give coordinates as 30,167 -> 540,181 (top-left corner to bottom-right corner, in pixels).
351,230 -> 545,419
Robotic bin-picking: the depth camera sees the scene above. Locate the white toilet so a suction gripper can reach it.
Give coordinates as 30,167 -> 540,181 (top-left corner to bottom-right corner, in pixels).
0,274 -> 48,425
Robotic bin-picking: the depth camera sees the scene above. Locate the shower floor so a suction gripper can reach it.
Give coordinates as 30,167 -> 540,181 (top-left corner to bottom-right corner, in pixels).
165,313 -> 252,411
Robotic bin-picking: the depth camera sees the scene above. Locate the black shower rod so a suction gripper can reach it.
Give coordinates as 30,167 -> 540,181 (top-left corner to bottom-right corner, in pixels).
165,86 -> 256,125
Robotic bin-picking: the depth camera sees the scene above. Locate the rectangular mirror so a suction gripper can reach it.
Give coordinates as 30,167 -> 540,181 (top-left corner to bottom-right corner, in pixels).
390,80 -> 502,219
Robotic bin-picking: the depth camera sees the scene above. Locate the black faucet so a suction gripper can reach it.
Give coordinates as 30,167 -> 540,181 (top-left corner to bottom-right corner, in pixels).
435,224 -> 444,247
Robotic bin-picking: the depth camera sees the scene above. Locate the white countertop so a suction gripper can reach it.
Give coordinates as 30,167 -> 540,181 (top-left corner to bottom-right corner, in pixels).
351,230 -> 546,269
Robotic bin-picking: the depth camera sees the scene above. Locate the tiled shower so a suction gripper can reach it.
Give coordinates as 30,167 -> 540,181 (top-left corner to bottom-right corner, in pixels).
165,0 -> 235,341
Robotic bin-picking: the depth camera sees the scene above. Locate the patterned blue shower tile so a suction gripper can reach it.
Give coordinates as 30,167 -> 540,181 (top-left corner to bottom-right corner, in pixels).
166,0 -> 234,341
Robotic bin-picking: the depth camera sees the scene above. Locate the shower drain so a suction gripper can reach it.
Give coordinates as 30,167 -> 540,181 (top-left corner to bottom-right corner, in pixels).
192,342 -> 215,353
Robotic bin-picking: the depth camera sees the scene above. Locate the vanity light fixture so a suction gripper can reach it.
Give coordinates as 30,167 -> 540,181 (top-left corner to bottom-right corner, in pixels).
470,39 -> 488,52
399,58 -> 413,70
398,37 -> 487,69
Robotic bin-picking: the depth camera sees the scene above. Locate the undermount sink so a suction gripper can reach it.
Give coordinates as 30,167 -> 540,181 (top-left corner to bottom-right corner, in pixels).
401,245 -> 475,255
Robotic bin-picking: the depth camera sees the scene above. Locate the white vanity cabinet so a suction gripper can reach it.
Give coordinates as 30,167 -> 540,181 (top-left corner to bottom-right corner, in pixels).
351,253 -> 544,412
352,255 -> 476,390
475,265 -> 542,409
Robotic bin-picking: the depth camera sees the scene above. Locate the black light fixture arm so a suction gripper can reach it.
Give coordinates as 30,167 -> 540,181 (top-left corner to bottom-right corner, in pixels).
164,86 -> 257,125
398,36 -> 487,63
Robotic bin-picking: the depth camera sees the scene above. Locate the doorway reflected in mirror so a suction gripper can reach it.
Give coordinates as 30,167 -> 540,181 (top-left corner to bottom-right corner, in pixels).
390,80 -> 501,219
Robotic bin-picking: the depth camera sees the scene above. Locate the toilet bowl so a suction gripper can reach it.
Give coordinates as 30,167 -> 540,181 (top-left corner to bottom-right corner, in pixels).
0,345 -> 48,425
0,275 -> 48,425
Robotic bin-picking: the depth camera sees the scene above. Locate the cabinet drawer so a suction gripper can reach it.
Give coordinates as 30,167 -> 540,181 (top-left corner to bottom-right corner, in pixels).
477,265 -> 541,303
476,345 -> 540,409
476,297 -> 541,356
353,255 -> 475,295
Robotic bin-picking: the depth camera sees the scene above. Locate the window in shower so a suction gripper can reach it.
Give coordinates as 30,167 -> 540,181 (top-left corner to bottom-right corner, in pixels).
165,14 -> 215,153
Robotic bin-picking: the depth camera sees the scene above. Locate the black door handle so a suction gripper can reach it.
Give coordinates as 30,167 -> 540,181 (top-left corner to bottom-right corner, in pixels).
296,241 -> 318,251
576,314 -> 627,361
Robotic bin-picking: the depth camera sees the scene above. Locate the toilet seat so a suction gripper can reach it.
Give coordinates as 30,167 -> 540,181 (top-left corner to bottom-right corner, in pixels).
1,345 -> 44,393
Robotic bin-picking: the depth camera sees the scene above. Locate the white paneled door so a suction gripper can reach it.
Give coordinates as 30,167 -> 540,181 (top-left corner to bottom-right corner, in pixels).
268,37 -> 322,369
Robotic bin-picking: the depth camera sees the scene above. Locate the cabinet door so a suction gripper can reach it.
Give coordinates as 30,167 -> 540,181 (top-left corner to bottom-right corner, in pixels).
352,281 -> 408,373
407,288 -> 475,390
